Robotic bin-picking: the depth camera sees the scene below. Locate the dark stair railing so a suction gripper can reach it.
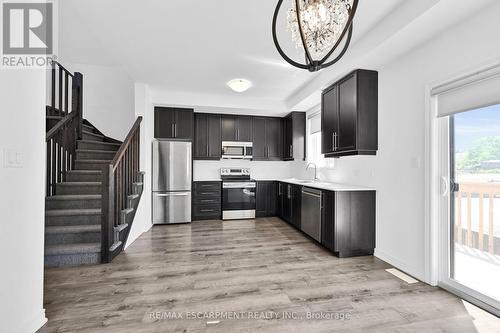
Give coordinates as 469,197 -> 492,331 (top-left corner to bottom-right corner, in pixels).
101,116 -> 142,263
47,61 -> 143,263
46,61 -> 83,196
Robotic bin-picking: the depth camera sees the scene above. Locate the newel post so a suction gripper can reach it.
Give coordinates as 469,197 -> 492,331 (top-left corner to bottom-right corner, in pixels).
101,164 -> 114,263
73,72 -> 84,140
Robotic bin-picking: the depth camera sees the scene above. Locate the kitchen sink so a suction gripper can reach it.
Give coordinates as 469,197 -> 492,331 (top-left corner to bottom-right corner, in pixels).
295,180 -> 315,184
294,180 -> 332,186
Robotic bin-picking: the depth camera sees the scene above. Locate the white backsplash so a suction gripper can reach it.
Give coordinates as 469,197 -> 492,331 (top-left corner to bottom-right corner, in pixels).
193,160 -> 309,181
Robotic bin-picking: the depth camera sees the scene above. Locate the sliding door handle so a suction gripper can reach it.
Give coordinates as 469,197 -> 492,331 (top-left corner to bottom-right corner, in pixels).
440,176 -> 449,196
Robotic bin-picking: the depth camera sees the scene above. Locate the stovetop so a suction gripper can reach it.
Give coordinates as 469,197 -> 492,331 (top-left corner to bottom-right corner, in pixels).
220,168 -> 252,182
221,178 -> 255,182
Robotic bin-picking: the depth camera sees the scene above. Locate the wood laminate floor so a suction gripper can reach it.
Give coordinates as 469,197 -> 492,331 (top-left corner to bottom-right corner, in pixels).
39,218 -> 500,333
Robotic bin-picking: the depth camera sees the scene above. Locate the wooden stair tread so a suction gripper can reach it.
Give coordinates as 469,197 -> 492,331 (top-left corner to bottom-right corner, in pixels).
46,194 -> 101,201
82,130 -> 104,137
56,182 -> 102,186
45,224 -> 101,234
45,208 -> 101,216
75,159 -> 111,163
78,140 -> 121,147
66,170 -> 102,174
76,149 -> 117,154
45,243 -> 101,255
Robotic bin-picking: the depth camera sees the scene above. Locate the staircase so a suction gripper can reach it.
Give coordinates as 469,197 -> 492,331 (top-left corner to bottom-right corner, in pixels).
45,62 -> 143,267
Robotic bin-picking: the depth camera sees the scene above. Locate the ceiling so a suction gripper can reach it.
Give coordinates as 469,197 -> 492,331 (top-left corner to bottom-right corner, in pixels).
59,0 -> 495,114
59,0 -> 403,113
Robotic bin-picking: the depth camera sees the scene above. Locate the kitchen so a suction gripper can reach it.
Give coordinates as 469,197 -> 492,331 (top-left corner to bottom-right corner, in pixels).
7,1 -> 499,332
152,69 -> 377,258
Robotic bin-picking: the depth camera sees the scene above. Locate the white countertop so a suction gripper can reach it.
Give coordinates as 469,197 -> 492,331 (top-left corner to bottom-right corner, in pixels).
275,179 -> 375,192
193,178 -> 375,191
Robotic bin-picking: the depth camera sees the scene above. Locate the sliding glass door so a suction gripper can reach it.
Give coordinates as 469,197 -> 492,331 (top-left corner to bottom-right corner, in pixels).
438,104 -> 500,313
450,105 -> 500,302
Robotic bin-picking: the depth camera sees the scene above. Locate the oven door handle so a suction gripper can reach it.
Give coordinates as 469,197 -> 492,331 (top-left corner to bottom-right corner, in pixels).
242,189 -> 255,196
223,183 -> 256,189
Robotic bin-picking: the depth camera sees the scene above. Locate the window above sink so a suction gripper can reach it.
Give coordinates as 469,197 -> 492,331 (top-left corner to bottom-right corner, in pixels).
307,111 -> 335,169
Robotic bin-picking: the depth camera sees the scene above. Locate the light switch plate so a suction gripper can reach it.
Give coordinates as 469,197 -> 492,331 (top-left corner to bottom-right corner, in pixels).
410,156 -> 421,169
3,149 -> 23,168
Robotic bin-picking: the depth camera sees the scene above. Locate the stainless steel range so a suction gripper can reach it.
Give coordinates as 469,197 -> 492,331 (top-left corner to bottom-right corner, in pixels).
221,168 -> 256,220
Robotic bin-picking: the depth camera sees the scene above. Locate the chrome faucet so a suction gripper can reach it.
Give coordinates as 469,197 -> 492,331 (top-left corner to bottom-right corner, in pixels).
306,162 -> 319,181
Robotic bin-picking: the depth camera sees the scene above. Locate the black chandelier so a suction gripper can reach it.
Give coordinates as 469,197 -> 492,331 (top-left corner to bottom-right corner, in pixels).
272,0 -> 359,72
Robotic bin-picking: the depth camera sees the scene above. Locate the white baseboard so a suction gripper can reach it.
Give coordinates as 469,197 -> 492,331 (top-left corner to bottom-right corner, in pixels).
18,308 -> 47,333
374,248 -> 426,283
124,221 -> 153,250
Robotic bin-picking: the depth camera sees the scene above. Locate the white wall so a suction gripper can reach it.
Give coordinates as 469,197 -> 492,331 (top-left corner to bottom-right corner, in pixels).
125,83 -> 154,248
312,3 -> 500,281
0,70 -> 47,332
65,63 -> 135,141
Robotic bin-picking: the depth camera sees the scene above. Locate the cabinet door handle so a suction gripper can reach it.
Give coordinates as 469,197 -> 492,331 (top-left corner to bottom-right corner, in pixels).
332,132 -> 335,151
172,123 -> 175,137
174,123 -> 177,137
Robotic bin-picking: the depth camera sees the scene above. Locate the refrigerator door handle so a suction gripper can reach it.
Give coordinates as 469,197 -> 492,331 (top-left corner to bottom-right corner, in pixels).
154,192 -> 190,197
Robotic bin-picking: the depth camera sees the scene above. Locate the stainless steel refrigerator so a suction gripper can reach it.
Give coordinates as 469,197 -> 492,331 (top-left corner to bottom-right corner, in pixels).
152,140 -> 192,224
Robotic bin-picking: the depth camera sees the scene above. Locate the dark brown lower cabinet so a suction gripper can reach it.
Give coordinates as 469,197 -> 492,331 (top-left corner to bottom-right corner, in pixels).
321,190 -> 376,258
256,181 -> 277,217
192,181 -> 221,220
277,182 -> 301,229
277,181 -> 375,258
290,184 -> 302,229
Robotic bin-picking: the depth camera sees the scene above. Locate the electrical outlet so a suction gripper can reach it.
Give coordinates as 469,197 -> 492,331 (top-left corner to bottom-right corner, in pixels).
3,149 -> 23,168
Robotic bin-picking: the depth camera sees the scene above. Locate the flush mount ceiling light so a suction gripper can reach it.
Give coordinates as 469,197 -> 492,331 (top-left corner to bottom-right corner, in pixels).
227,78 -> 253,93
272,0 -> 359,72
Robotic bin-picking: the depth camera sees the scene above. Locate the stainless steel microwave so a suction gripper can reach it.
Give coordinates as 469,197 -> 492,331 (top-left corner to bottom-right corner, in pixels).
221,141 -> 253,160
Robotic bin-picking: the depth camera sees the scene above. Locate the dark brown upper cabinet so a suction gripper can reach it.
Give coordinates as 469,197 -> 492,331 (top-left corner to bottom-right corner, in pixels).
194,113 -> 221,160
252,117 -> 283,161
321,69 -> 378,157
221,115 -> 253,142
154,107 -> 194,140
283,112 -> 306,161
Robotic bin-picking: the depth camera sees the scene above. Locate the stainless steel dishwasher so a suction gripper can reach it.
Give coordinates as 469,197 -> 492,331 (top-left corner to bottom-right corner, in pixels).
301,187 -> 322,242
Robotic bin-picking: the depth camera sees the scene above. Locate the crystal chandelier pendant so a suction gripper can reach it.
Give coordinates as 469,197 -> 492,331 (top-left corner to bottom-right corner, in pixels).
272,0 -> 359,72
